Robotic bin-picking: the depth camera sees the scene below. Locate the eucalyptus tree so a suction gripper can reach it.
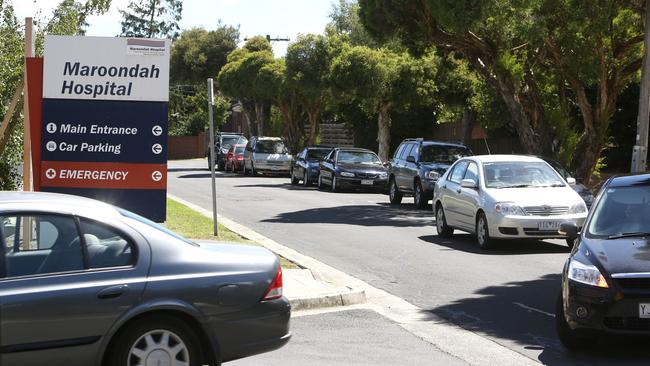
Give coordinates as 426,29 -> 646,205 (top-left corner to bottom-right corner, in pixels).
119,0 -> 182,39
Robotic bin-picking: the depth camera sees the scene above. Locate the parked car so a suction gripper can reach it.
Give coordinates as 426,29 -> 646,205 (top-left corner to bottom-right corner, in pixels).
225,143 -> 246,173
318,147 -> 388,192
556,173 -> 650,349
207,132 -> 247,171
539,157 -> 595,209
388,138 -> 472,209
0,192 -> 290,366
290,146 -> 333,186
243,137 -> 293,176
433,155 -> 588,249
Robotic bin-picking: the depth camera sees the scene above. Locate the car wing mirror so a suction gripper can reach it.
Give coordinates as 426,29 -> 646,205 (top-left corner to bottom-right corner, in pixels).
406,156 -> 416,163
559,222 -> 579,238
566,177 -> 577,187
460,179 -> 478,189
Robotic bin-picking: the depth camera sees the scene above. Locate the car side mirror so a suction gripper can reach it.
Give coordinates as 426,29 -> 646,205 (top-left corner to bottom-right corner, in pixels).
559,222 -> 579,238
567,177 -> 577,187
460,179 -> 478,189
406,156 -> 416,163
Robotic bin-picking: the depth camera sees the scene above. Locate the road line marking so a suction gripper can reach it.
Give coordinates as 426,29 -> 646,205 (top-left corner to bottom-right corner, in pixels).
513,302 -> 555,318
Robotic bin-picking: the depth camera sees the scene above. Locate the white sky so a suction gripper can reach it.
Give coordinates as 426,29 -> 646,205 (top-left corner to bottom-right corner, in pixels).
12,0 -> 334,56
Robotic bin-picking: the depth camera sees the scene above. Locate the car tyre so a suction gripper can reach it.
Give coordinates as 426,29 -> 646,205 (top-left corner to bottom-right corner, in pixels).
290,169 -> 299,185
331,175 -> 338,192
476,212 -> 493,249
435,205 -> 453,238
414,180 -> 427,209
389,178 -> 402,204
318,174 -> 324,190
107,315 -> 204,366
303,170 -> 310,187
555,293 -> 598,350
251,163 -> 257,177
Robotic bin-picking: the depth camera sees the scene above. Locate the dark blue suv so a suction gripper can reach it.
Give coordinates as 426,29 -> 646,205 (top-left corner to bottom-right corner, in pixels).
388,139 -> 473,209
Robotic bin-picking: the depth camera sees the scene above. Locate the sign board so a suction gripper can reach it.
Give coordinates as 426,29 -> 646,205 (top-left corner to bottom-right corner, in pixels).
40,36 -> 170,222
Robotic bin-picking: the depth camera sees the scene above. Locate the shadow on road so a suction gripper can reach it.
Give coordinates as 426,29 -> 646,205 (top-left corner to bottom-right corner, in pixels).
418,234 -> 570,255
167,167 -> 208,173
426,274 -> 650,366
262,203 -> 434,227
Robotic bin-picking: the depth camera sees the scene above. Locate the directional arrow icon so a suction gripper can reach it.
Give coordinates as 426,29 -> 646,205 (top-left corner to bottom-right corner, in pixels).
152,143 -> 163,155
151,171 -> 163,182
45,169 -> 57,180
152,125 -> 163,136
46,123 -> 57,133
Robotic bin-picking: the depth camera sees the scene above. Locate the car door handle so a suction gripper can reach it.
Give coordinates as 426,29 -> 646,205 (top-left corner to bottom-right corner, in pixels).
456,188 -> 462,194
97,284 -> 128,299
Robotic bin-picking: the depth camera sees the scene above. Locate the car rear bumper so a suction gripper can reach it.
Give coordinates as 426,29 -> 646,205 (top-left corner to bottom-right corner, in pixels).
486,213 -> 586,239
211,297 -> 291,362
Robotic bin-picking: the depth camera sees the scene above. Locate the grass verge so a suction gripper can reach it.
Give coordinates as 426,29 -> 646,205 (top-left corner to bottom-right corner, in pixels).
165,198 -> 297,269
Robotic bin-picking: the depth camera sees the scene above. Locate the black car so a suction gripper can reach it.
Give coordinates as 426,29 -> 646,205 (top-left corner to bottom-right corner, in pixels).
318,148 -> 388,192
388,139 -> 472,209
290,146 -> 333,186
207,132 -> 248,171
540,157 -> 595,209
557,173 -> 650,349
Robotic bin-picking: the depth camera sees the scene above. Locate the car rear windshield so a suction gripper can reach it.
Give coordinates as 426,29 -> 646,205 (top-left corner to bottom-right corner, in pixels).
587,186 -> 650,238
220,136 -> 244,149
256,140 -> 288,154
235,146 -> 245,154
420,145 -> 471,164
338,151 -> 382,165
118,208 -> 198,247
483,161 -> 565,188
307,149 -> 331,160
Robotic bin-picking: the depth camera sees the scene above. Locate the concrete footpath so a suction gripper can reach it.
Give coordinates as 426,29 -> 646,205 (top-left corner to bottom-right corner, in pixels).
169,193 -> 540,366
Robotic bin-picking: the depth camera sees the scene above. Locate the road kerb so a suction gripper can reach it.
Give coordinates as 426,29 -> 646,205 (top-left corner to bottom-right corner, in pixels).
167,193 -> 540,366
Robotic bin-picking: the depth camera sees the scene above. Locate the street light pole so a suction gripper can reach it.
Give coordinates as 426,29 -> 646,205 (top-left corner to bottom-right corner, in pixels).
631,0 -> 650,173
207,78 -> 219,236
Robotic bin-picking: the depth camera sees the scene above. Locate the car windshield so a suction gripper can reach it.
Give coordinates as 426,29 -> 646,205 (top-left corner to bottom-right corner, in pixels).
420,145 -> 471,164
220,136 -> 243,149
588,186 -> 650,238
306,149 -> 332,160
118,208 -> 198,247
256,140 -> 288,154
337,151 -> 382,165
483,161 -> 565,188
545,159 -> 572,181
235,146 -> 245,154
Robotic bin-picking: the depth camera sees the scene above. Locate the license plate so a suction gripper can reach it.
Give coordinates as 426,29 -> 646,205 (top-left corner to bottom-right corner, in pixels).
640,304 -> 650,318
361,179 -> 373,185
538,221 -> 561,231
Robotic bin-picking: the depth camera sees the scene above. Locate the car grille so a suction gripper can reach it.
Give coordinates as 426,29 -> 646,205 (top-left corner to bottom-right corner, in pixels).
259,161 -> 289,166
614,278 -> 650,290
522,228 -> 559,236
523,206 -> 569,216
356,173 -> 380,179
604,317 -> 650,331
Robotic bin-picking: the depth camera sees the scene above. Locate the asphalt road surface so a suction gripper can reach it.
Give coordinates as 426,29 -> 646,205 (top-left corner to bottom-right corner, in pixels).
168,159 -> 650,366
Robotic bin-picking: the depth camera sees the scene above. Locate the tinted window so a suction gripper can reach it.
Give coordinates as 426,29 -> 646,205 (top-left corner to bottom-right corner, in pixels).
1,214 -> 84,277
235,146 -> 245,154
464,162 -> 479,183
449,161 -> 469,183
420,145 -> 471,164
337,151 -> 382,165
220,136 -> 242,149
482,161 -> 565,188
400,144 -> 414,160
255,140 -> 288,154
79,219 -> 135,268
394,144 -> 406,160
306,149 -> 331,160
587,186 -> 650,238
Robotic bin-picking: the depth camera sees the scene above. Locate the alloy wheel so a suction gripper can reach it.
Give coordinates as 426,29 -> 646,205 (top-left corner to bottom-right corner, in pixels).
128,329 -> 190,366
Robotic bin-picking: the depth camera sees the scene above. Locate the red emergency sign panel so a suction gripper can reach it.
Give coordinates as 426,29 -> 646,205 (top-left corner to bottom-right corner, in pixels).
40,161 -> 166,190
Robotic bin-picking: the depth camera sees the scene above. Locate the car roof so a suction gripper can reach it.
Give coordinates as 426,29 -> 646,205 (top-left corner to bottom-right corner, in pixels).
401,139 -> 469,149
254,136 -> 282,141
469,155 -> 546,164
305,145 -> 333,149
0,191 -> 120,217
335,147 -> 376,153
608,173 -> 650,188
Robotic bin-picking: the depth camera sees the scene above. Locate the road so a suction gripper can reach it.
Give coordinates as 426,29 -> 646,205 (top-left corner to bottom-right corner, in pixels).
168,159 -> 650,366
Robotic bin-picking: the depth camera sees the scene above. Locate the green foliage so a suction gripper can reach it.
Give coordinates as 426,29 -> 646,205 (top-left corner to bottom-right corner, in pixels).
119,0 -> 182,39
43,0 -> 110,36
168,86 -> 229,136
218,50 -> 276,103
243,35 -> 272,53
170,25 -> 239,85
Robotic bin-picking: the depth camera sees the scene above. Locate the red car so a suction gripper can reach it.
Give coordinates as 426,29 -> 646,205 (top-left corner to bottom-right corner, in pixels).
225,144 -> 246,172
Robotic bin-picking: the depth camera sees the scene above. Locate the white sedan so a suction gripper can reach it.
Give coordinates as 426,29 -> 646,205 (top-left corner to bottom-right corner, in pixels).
433,155 -> 588,249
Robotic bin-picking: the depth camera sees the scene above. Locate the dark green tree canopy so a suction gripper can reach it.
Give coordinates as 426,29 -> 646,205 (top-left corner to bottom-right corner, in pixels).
119,0 -> 182,39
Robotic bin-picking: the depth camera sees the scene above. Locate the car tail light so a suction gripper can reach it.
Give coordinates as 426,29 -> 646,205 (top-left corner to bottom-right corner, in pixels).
237,156 -> 244,160
261,266 -> 283,301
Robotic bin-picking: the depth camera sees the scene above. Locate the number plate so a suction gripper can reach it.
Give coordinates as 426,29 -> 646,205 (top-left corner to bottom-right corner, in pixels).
538,221 -> 561,231
640,304 -> 650,318
361,179 -> 374,185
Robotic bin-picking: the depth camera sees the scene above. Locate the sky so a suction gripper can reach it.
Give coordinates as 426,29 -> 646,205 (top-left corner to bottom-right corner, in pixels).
13,0 -> 335,56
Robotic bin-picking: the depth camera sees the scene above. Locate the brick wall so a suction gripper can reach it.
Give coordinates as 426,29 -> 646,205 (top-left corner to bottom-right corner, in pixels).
168,131 -> 207,160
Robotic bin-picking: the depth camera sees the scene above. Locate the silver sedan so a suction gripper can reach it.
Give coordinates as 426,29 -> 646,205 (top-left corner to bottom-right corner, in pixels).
0,192 -> 290,366
433,155 -> 588,249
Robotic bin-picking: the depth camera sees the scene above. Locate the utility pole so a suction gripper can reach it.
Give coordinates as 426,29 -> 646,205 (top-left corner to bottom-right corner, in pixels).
207,78 -> 219,236
243,35 -> 290,43
632,0 -> 650,173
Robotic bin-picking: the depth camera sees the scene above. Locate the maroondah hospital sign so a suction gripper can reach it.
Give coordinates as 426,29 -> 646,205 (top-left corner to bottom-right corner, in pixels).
33,36 -> 171,222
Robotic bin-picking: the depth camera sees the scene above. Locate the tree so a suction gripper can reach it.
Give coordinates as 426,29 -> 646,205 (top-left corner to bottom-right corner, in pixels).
330,46 -> 436,160
170,25 -> 239,85
359,0 -> 645,182
243,35 -> 273,53
119,0 -> 182,39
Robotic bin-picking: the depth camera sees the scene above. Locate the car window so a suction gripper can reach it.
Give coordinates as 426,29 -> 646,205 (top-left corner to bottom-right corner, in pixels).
306,149 -> 331,160
482,161 -> 565,188
587,186 -> 650,238
449,161 -> 469,183
337,151 -> 382,165
79,218 -> 135,268
0,214 -> 84,277
420,145 -> 472,164
255,140 -> 288,154
324,150 -> 335,161
410,144 -> 420,161
394,144 -> 406,160
235,146 -> 245,154
464,162 -> 479,183
401,144 -> 414,160
220,136 -> 242,150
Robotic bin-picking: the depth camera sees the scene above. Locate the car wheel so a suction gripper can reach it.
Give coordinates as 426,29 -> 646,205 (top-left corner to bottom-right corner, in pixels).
251,163 -> 257,176
291,169 -> 299,185
436,205 -> 453,238
318,174 -> 324,190
107,315 -> 203,366
303,170 -> 310,187
331,175 -> 338,192
555,293 -> 598,350
476,212 -> 492,249
414,180 -> 427,209
389,178 -> 402,204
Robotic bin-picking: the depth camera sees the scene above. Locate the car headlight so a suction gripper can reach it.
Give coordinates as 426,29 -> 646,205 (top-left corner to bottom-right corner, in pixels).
568,202 -> 587,214
582,193 -> 594,205
494,202 -> 526,216
378,172 -> 388,179
426,171 -> 441,180
221,148 -> 229,154
568,259 -> 608,288
340,172 -> 355,178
